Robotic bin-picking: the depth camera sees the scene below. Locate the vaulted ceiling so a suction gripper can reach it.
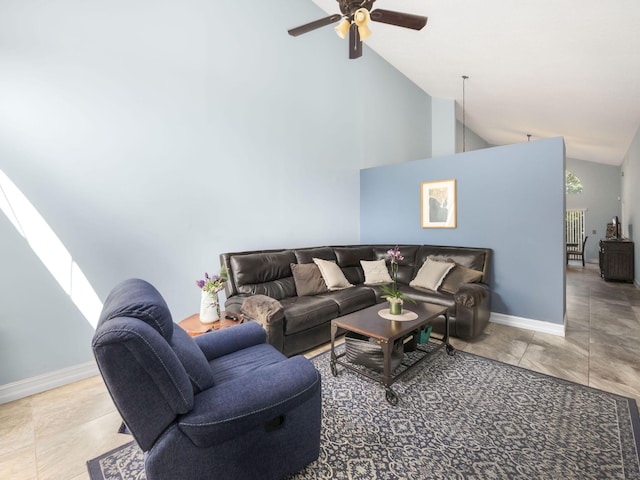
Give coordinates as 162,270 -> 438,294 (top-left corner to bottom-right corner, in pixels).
312,0 -> 640,165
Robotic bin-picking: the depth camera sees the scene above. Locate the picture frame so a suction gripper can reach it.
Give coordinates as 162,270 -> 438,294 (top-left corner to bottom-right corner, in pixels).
421,179 -> 456,228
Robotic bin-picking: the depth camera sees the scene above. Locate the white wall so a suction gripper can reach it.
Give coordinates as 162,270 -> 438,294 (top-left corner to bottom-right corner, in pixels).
0,0 -> 433,388
565,158 -> 622,262
456,121 -> 492,153
431,98 -> 456,157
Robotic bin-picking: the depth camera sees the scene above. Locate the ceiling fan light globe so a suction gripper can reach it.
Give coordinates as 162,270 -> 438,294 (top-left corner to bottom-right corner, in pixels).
335,18 -> 351,39
358,24 -> 372,40
354,9 -> 370,24
353,8 -> 372,40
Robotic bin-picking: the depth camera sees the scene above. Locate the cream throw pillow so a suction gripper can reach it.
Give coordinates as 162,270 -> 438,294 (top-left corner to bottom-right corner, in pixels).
361,259 -> 393,285
313,258 -> 354,291
410,258 -> 455,291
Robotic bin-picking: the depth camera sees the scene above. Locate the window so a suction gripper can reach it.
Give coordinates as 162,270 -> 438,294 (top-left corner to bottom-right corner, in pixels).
565,170 -> 584,194
566,209 -> 585,245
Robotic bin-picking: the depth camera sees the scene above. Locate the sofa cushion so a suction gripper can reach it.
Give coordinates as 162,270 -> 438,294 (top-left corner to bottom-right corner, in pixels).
441,264 -> 484,294
319,286 -> 377,316
410,257 -> 455,291
280,296 -> 340,334
294,247 -> 336,264
399,285 -> 456,315
169,325 -> 216,393
235,277 -> 296,300
290,263 -> 328,296
334,246 -> 375,267
99,278 -> 175,341
333,246 -> 374,285
207,342 -> 287,385
231,251 -> 297,300
313,258 -> 354,291
361,259 -> 393,285
415,246 -> 487,273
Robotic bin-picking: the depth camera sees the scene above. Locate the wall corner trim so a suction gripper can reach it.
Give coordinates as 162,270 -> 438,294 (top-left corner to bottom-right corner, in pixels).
0,361 -> 99,405
490,312 -> 566,337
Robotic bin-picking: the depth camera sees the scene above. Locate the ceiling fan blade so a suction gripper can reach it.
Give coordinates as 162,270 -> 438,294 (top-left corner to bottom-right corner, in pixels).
288,14 -> 342,37
369,9 -> 428,30
349,23 -> 362,59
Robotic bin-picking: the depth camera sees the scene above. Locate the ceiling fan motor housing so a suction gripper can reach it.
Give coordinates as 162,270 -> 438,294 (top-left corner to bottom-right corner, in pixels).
339,0 -> 376,18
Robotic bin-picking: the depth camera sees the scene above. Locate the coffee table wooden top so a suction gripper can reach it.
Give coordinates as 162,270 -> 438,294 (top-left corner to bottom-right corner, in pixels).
332,302 -> 447,343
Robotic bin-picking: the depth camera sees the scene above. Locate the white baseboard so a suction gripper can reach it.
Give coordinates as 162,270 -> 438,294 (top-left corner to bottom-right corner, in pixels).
0,361 -> 99,405
490,312 -> 566,337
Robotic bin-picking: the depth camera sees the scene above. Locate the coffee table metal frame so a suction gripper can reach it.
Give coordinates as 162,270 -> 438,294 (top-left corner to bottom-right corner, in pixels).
330,302 -> 454,405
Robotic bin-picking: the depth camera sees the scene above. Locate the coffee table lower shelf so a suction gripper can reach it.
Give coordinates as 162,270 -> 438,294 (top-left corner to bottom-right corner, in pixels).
329,303 -> 455,405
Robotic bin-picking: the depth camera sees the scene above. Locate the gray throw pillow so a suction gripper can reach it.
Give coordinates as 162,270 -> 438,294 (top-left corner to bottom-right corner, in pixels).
291,263 -> 328,296
441,264 -> 483,294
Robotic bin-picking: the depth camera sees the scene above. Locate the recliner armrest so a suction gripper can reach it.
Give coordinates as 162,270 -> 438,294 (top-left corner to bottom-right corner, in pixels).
178,356 -> 321,447
195,322 -> 266,360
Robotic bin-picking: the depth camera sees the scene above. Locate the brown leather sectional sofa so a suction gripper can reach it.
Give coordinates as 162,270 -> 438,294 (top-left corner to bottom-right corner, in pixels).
220,244 -> 492,357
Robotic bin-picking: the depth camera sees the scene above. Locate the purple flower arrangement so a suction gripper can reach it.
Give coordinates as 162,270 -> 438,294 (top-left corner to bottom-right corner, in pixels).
196,272 -> 226,297
380,246 -> 414,304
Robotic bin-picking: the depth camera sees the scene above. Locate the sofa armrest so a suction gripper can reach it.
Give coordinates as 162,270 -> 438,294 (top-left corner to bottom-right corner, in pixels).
453,283 -> 491,339
454,283 -> 489,308
178,356 -> 321,447
195,322 -> 266,360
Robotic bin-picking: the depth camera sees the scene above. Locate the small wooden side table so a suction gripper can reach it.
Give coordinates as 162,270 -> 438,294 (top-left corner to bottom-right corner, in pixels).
178,312 -> 244,337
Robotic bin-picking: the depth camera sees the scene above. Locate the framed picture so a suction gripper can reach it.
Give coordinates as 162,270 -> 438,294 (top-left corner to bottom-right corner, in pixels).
421,179 -> 456,228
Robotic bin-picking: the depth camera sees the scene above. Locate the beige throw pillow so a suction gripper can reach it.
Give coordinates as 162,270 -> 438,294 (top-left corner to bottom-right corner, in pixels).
361,259 -> 393,285
441,264 -> 483,294
313,258 -> 353,291
410,257 -> 455,291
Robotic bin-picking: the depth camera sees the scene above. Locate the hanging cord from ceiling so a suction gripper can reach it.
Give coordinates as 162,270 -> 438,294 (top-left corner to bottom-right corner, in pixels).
462,75 -> 469,152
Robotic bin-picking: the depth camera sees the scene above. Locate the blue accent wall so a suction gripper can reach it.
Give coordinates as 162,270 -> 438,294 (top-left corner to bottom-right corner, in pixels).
361,138 -> 566,324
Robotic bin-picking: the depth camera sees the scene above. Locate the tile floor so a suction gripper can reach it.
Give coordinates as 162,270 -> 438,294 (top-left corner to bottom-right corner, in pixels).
1,262 -> 639,480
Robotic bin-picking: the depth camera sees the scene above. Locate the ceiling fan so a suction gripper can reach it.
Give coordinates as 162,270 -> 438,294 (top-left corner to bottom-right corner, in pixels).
288,0 -> 428,59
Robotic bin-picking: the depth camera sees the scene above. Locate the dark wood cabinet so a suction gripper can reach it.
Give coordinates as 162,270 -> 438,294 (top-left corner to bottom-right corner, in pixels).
599,239 -> 634,282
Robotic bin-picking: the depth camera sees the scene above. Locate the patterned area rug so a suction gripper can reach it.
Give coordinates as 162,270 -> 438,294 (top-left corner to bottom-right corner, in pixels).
87,348 -> 640,480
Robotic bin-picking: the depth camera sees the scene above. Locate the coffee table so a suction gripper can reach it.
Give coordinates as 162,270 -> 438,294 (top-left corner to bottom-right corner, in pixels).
330,302 -> 454,405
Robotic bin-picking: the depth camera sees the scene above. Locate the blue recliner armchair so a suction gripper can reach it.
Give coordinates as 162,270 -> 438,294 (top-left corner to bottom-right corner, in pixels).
92,278 -> 322,479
